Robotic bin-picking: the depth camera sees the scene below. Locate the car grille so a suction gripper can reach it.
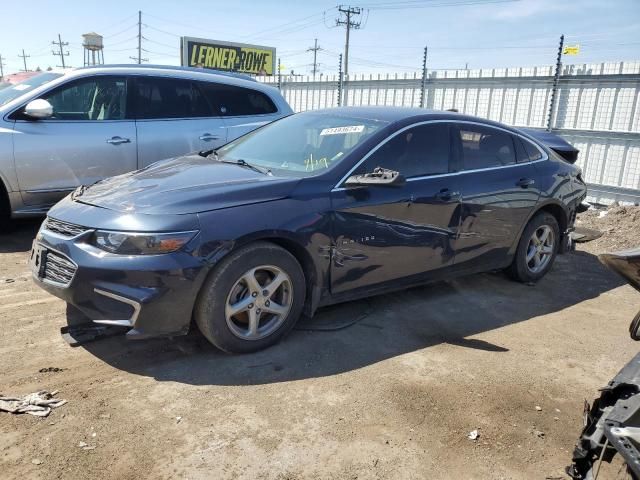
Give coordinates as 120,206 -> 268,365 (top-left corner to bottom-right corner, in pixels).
44,217 -> 88,237
43,250 -> 77,286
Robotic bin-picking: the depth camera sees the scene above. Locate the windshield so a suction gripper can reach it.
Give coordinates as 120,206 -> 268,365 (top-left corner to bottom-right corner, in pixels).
217,112 -> 388,177
0,72 -> 64,107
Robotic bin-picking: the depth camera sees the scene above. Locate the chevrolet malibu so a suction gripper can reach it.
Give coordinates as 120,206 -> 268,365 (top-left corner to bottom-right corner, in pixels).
31,107 -> 587,353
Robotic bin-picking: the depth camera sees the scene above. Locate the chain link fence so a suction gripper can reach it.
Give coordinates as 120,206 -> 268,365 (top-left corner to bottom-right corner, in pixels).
258,61 -> 640,203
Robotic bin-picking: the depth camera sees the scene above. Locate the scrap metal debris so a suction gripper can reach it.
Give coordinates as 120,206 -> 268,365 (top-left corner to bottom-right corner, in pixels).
468,429 -> 479,441
0,390 -> 67,417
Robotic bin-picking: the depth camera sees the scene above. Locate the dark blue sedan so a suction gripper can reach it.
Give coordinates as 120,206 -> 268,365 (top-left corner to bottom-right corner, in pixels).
31,107 -> 587,352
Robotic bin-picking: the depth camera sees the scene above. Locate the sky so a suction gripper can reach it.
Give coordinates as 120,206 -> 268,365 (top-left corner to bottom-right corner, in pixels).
0,0 -> 639,76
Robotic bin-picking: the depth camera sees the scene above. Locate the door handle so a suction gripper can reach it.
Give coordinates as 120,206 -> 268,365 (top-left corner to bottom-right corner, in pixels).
435,188 -> 460,201
106,136 -> 131,145
516,177 -> 535,188
199,133 -> 220,141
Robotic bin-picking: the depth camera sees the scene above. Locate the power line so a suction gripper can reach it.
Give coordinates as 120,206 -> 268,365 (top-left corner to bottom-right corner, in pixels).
336,5 -> 362,77
51,33 -> 70,68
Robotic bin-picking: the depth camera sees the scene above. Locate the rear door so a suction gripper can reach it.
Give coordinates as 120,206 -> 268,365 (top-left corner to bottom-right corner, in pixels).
330,122 -> 461,294
12,75 -> 137,207
202,83 -> 281,142
132,76 -> 227,167
451,122 -> 541,269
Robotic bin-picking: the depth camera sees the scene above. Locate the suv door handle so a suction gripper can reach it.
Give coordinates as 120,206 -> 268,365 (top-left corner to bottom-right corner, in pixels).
106,136 -> 131,145
199,133 -> 220,141
435,188 -> 460,201
516,177 -> 535,188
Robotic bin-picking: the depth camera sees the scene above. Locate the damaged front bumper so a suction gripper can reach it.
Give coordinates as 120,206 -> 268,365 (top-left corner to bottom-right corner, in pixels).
567,352 -> 640,479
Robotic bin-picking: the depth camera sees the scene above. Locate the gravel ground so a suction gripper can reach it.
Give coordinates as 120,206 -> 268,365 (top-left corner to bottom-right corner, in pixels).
1,218 -> 639,480
576,205 -> 640,254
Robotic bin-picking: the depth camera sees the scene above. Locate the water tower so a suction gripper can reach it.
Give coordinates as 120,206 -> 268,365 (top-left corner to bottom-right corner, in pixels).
82,32 -> 104,66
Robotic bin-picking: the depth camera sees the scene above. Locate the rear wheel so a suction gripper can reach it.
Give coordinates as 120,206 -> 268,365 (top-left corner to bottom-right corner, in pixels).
195,242 -> 306,353
507,212 -> 559,283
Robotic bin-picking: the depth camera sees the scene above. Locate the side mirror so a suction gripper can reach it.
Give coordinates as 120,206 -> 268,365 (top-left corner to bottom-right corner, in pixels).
345,167 -> 405,188
24,99 -> 53,119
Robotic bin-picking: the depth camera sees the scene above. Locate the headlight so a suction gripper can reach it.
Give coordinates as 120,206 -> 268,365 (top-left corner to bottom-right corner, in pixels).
92,230 -> 198,255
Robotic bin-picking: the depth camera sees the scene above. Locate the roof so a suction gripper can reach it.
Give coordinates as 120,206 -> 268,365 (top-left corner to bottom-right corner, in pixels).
75,64 -> 256,82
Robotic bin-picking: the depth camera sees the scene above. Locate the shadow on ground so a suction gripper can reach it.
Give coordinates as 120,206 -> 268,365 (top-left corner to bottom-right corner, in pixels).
77,250 -> 624,386
0,219 -> 41,253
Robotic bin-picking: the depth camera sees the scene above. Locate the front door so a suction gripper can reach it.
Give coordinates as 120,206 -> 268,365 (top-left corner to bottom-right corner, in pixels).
13,75 -> 137,207
330,122 -> 461,294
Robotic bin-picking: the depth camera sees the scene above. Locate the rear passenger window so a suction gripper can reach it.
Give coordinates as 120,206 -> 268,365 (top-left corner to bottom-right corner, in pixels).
357,123 -> 450,177
456,125 -> 516,170
134,77 -> 211,119
199,82 -> 277,116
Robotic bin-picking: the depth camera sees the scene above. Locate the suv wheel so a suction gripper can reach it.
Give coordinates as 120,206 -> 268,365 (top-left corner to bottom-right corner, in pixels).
195,242 -> 306,353
0,183 -> 13,234
507,212 -> 560,283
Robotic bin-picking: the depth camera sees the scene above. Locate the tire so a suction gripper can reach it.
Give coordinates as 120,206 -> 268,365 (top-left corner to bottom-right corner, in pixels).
507,212 -> 560,283
195,241 -> 306,353
0,183 -> 13,234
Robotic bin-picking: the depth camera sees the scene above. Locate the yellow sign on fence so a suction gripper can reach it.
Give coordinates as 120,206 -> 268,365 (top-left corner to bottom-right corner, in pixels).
563,45 -> 580,55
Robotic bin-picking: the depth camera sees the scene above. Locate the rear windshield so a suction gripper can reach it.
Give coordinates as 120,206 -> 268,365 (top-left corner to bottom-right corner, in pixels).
0,73 -> 64,107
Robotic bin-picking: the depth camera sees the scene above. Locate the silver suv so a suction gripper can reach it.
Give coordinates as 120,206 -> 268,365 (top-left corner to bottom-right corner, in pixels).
0,65 -> 292,223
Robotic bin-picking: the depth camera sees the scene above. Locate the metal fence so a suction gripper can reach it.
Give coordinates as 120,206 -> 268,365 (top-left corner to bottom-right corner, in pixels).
258,61 -> 640,204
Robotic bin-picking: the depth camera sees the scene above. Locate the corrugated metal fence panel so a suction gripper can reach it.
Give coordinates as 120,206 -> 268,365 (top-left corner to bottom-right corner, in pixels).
257,62 -> 640,198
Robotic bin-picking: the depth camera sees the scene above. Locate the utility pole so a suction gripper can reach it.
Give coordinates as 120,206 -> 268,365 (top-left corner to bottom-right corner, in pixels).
547,34 -> 564,131
51,34 -> 70,68
337,53 -> 343,107
336,5 -> 361,78
18,49 -> 30,72
307,38 -> 321,79
129,10 -> 147,64
0,54 -> 5,80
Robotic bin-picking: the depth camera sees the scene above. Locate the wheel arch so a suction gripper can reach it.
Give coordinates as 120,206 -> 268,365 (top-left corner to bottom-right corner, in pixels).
509,200 -> 569,256
0,175 -> 11,215
201,231 -> 323,318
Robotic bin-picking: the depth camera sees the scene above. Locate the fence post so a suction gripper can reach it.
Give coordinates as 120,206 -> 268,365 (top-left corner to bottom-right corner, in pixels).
546,34 -> 564,131
419,45 -> 428,108
337,54 -> 343,107
277,58 -> 281,90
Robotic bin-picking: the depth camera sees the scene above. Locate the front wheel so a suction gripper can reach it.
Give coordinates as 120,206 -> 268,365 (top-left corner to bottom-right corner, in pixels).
507,212 -> 560,283
195,242 -> 306,353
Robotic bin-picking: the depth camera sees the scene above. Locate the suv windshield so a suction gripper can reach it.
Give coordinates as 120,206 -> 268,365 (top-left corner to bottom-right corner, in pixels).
216,112 -> 388,177
0,72 -> 64,107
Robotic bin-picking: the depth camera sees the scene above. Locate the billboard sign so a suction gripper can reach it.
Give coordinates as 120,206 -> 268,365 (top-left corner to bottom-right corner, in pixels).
181,37 -> 276,75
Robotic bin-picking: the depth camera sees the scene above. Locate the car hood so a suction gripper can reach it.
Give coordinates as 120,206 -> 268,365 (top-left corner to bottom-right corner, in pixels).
73,155 -> 301,215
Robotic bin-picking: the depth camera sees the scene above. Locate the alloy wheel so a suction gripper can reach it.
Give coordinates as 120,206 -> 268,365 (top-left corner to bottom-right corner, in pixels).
225,265 -> 293,340
525,225 -> 555,274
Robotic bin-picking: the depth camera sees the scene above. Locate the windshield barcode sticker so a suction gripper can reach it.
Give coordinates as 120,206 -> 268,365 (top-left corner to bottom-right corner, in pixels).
320,125 -> 365,136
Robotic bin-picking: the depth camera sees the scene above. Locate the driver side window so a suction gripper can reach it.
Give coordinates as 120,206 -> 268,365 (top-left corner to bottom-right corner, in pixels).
355,123 -> 451,178
42,76 -> 127,121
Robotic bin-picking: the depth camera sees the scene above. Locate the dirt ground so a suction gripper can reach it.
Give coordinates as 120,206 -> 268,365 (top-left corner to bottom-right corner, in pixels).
1,214 -> 639,480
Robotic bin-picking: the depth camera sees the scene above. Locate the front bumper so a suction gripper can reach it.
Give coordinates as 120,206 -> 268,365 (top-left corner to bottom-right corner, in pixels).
31,220 -> 207,338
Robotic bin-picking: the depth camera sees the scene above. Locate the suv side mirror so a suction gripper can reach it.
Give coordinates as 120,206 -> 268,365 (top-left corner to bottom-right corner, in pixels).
24,99 -> 53,119
345,167 -> 405,188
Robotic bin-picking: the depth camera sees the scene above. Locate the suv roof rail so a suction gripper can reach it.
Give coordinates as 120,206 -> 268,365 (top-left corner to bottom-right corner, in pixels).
75,64 -> 257,82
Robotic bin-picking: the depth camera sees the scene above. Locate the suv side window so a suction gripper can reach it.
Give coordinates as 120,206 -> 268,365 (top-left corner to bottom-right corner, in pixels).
134,76 -> 211,119
455,124 -> 516,170
522,138 -> 544,161
356,123 -> 451,178
199,82 -> 277,116
41,76 -> 127,121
